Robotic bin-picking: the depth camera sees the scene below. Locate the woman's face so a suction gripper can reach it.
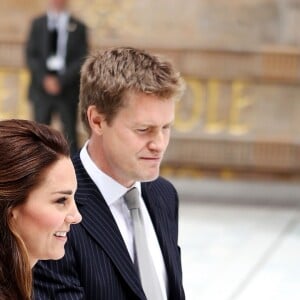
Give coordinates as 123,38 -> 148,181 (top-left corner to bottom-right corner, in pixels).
11,157 -> 81,266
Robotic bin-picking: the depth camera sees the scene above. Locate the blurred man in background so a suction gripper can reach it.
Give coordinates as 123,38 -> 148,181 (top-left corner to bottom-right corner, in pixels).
26,0 -> 88,155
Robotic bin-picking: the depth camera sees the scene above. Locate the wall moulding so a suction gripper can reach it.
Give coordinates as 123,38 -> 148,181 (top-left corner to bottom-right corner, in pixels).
2,41 -> 300,83
1,42 -> 300,174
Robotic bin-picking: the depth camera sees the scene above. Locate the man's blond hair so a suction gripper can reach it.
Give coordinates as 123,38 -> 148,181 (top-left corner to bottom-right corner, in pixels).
79,47 -> 185,134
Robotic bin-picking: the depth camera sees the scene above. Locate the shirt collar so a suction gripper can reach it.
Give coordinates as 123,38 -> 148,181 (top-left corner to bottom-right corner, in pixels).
47,10 -> 68,18
47,11 -> 69,27
80,141 -> 141,206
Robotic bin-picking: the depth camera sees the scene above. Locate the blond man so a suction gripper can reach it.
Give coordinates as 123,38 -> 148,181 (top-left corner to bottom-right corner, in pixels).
34,47 -> 185,300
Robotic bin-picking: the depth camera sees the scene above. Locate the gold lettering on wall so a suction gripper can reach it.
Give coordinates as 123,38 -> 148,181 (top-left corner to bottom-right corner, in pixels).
174,78 -> 252,135
0,69 -> 253,136
0,70 -> 13,119
174,78 -> 203,132
204,80 -> 225,133
18,69 -> 31,119
0,68 -> 31,120
229,81 -> 251,135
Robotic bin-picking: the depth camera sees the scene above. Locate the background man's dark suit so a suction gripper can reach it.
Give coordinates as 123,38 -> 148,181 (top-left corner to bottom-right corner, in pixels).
26,15 -> 88,154
33,154 -> 185,300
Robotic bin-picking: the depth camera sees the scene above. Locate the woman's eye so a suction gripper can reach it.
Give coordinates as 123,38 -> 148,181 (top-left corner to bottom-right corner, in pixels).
56,197 -> 67,205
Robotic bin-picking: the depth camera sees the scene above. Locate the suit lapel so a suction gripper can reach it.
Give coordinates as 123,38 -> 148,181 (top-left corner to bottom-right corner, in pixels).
41,15 -> 49,61
65,17 -> 74,57
73,155 -> 145,299
65,17 -> 79,57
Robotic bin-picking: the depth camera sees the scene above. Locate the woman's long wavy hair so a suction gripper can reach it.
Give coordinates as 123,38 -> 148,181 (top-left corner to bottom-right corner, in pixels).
0,119 -> 70,299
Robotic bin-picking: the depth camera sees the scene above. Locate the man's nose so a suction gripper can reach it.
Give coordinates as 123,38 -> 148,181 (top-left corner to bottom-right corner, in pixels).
148,131 -> 168,152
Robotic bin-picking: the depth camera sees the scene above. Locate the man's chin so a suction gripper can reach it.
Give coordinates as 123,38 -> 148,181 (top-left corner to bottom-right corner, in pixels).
139,172 -> 160,183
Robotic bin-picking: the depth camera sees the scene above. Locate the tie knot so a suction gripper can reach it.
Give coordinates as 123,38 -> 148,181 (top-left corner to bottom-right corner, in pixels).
124,187 -> 140,210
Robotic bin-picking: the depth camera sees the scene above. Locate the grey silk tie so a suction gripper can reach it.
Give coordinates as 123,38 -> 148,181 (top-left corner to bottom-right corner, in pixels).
124,187 -> 164,300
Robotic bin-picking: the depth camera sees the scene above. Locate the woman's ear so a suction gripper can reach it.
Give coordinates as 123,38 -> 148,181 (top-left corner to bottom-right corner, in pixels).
87,105 -> 106,135
8,206 -> 19,221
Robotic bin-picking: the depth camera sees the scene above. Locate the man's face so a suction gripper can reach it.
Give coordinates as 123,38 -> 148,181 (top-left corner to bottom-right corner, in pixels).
49,0 -> 68,12
91,92 -> 175,187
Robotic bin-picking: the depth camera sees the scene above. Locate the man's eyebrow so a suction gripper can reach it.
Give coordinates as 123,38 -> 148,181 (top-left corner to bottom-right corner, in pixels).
134,121 -> 174,127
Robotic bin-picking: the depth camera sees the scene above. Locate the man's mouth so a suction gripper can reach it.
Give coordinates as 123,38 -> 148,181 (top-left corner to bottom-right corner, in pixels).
140,157 -> 161,160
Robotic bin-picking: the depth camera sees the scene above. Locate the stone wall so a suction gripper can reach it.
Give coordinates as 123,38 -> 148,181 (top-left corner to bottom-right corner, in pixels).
1,0 -> 300,175
2,0 -> 300,49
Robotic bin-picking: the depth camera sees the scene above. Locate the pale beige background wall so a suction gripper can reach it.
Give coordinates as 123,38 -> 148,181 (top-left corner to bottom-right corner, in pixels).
1,0 -> 300,175
1,0 -> 300,49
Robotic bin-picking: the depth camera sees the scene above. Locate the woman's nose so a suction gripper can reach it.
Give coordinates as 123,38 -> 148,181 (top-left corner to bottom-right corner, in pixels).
73,209 -> 82,224
66,203 -> 82,224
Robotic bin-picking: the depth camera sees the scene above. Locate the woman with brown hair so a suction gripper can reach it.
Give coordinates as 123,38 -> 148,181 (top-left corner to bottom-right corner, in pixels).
0,119 -> 82,300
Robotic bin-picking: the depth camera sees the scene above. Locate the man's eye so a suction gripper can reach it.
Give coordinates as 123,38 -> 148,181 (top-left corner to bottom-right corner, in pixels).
137,128 -> 148,132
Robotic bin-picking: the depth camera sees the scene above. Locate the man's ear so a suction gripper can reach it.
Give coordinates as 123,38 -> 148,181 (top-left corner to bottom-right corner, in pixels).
87,105 -> 106,135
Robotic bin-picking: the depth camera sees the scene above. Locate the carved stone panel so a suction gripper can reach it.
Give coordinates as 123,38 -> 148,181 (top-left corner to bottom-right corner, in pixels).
1,0 -> 300,174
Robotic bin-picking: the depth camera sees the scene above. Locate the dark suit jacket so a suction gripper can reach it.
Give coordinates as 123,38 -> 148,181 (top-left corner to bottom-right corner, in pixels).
33,154 -> 185,300
26,14 -> 88,104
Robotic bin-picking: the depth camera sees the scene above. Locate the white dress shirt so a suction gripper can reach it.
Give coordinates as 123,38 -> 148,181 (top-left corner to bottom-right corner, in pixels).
80,142 -> 168,299
47,11 -> 69,72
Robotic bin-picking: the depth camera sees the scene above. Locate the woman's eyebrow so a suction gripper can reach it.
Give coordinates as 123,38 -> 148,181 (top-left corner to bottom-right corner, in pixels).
51,190 -> 73,195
